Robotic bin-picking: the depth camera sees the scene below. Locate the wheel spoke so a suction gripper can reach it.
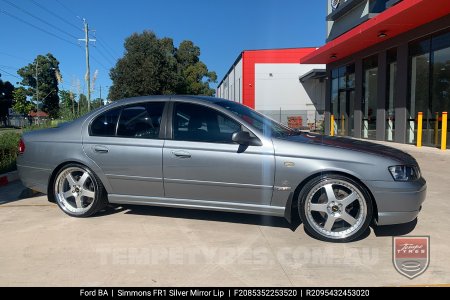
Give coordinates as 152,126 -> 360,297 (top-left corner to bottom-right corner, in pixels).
74,195 -> 83,208
340,192 -> 357,208
82,189 -> 95,199
63,190 -> 73,199
340,212 -> 357,226
78,172 -> 90,187
323,215 -> 336,231
310,203 -> 328,213
324,183 -> 337,203
66,173 -> 77,186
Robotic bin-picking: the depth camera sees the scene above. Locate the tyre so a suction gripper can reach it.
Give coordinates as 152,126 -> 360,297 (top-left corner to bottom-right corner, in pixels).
298,174 -> 373,243
53,163 -> 107,217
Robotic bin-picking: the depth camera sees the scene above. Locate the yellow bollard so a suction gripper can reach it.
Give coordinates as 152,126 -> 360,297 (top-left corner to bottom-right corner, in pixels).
442,112 -> 447,150
434,112 -> 439,146
330,114 -> 335,136
341,114 -> 345,135
416,112 -> 423,148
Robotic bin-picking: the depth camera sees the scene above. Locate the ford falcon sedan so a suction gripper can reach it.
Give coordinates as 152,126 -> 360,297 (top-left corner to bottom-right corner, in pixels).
17,96 -> 426,242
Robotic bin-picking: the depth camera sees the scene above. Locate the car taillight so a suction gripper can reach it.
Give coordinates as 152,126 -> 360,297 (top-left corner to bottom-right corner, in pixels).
18,139 -> 25,154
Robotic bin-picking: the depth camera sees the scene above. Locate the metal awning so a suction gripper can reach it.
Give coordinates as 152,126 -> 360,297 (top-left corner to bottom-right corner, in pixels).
299,69 -> 326,83
301,0 -> 450,64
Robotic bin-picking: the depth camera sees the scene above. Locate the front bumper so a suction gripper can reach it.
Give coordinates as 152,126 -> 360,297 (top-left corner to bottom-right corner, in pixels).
363,177 -> 427,226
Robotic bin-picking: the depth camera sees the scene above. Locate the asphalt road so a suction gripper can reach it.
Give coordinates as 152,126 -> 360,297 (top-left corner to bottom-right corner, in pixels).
0,142 -> 449,286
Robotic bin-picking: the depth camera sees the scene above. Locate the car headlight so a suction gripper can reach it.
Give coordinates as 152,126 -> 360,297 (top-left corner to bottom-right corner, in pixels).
388,165 -> 420,181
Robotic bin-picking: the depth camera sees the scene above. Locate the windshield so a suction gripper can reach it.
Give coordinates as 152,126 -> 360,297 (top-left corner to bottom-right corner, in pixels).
215,100 -> 299,138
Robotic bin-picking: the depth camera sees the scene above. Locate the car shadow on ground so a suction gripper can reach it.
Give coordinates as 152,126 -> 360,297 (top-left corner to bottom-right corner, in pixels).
98,204 -> 418,241
98,204 -> 298,230
0,184 -> 45,205
371,218 -> 417,237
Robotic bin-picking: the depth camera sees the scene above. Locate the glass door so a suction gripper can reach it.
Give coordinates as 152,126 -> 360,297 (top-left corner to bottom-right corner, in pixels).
362,56 -> 378,140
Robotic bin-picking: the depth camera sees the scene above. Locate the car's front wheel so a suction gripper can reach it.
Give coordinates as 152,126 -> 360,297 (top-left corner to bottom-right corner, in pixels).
298,174 -> 373,242
53,163 -> 107,217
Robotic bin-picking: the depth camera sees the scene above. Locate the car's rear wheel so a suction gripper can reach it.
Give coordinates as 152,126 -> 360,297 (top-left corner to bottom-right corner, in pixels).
53,163 -> 107,217
298,174 -> 373,242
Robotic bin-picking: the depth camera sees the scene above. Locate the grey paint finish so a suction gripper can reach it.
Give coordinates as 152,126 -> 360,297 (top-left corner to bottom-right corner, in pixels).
163,140 -> 275,205
17,95 -> 426,227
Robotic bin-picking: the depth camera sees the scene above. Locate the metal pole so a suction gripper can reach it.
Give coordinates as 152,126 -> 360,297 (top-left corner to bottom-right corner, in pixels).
416,112 -> 423,148
434,112 -> 439,146
330,114 -> 335,136
442,112 -> 447,151
35,60 -> 38,112
84,20 -> 91,112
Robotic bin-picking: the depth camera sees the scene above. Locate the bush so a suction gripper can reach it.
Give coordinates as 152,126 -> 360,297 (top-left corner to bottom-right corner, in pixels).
0,132 -> 21,174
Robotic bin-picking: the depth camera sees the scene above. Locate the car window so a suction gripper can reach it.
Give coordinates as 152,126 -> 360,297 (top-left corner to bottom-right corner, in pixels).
215,100 -> 297,137
173,103 -> 241,143
117,102 -> 165,139
90,107 -> 121,136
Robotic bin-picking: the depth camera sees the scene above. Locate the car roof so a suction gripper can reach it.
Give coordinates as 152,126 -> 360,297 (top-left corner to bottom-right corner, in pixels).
109,95 -> 233,106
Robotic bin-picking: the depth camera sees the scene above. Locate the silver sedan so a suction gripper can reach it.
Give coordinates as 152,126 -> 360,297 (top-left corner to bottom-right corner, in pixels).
17,96 -> 426,242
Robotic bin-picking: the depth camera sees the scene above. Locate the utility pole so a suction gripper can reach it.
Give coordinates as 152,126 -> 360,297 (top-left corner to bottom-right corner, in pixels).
78,19 -> 96,112
35,60 -> 38,113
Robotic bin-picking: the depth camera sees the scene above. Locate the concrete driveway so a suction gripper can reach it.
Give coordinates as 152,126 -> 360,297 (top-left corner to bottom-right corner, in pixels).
0,142 -> 449,286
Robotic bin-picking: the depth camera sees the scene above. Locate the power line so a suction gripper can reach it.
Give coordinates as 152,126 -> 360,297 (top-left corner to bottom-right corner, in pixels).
93,45 -> 115,65
0,51 -> 28,61
90,54 -> 110,73
0,9 -> 80,47
0,64 -> 19,70
97,38 -> 119,61
28,0 -> 83,33
55,0 -> 82,22
1,0 -> 79,40
0,67 -> 20,79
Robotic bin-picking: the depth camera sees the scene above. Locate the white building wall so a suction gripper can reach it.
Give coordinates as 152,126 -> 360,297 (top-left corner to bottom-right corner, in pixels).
255,63 -> 325,110
216,57 -> 242,103
255,63 -> 325,126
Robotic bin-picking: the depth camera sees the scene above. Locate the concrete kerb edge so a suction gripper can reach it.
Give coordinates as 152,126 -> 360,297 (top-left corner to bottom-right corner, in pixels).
0,170 -> 19,187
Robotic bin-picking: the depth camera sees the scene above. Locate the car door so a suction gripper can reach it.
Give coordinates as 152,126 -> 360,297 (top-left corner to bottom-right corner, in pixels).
163,101 -> 275,205
83,101 -> 167,197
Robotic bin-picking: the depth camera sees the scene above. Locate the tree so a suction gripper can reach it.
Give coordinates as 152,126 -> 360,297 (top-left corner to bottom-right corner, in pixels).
91,98 -> 103,109
59,90 -> 77,120
0,77 -> 15,123
12,87 -> 34,115
109,31 -> 216,100
17,54 -> 61,118
78,94 -> 88,115
176,41 -> 217,96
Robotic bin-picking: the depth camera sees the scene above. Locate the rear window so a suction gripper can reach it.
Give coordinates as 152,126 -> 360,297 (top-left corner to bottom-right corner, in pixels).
90,107 -> 121,136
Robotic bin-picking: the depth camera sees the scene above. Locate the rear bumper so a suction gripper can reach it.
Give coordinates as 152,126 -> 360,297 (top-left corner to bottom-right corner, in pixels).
363,177 -> 427,226
17,164 -> 51,194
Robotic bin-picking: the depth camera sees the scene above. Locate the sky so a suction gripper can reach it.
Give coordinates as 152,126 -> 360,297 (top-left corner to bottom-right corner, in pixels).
0,0 -> 327,99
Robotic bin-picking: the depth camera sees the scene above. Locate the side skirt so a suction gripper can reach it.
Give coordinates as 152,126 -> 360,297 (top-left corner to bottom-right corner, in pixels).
108,194 -> 285,217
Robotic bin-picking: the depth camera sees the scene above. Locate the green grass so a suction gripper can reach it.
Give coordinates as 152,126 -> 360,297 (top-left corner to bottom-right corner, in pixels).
0,131 -> 21,174
0,122 -> 61,174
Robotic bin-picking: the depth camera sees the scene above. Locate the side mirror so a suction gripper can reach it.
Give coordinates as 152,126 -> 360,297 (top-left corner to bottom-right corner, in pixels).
232,131 -> 262,146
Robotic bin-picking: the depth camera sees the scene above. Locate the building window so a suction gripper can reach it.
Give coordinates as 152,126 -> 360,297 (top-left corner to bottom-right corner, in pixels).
386,48 -> 397,141
330,64 -> 355,137
362,55 -> 378,140
408,30 -> 450,148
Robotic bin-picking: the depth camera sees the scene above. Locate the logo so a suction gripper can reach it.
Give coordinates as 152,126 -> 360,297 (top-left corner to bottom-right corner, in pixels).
393,236 -> 430,279
331,0 -> 341,10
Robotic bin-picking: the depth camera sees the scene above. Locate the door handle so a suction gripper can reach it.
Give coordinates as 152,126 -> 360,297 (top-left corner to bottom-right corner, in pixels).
171,150 -> 191,158
93,145 -> 109,153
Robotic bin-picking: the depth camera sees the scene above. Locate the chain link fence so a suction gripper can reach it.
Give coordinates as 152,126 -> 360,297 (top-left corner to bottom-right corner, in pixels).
258,109 -> 325,133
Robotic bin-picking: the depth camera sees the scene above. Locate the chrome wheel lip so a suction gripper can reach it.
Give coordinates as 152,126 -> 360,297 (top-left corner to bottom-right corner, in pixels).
305,179 -> 367,240
55,167 -> 96,215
